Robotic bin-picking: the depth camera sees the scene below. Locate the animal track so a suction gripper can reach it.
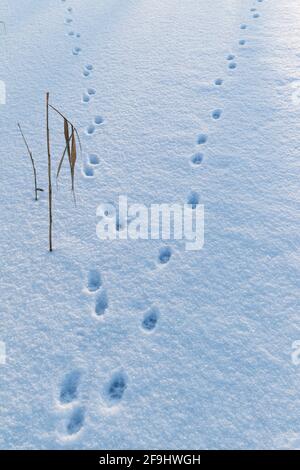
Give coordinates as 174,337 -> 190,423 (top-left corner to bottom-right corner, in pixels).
212,109 -> 222,120
88,154 -> 100,165
191,152 -> 204,166
82,165 -> 94,177
66,407 -> 85,435
84,91 -> 97,107
158,246 -> 172,265
64,18 -> 73,24
59,370 -> 81,405
239,39 -> 246,46
72,46 -> 82,56
253,13 -> 260,18
67,31 -> 80,38
227,54 -> 235,61
95,289 -> 108,316
82,93 -> 90,103
85,116 -> 103,134
142,306 -> 159,332
214,78 -> 223,86
83,65 -> 93,77
197,134 -> 208,145
187,191 -> 200,209
86,124 -> 96,135
82,89 -> 96,104
94,115 -> 103,125
87,87 -> 96,96
84,268 -> 108,317
87,269 -> 102,292
240,24 -> 247,29
115,214 -> 124,232
228,62 -> 237,70
106,372 -> 127,404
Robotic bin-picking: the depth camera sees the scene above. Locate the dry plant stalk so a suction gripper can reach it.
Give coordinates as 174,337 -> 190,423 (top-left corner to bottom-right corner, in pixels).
18,94 -> 81,252
46,92 -> 53,252
46,94 -> 81,251
49,104 -> 81,194
17,123 -> 43,201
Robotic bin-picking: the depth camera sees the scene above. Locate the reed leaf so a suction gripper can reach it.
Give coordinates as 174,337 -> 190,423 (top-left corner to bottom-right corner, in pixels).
64,118 -> 71,165
70,125 -> 77,193
56,128 -> 73,180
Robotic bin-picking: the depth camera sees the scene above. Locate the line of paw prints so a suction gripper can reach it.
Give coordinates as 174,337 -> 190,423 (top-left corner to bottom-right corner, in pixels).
83,269 -> 109,317
60,1 -> 105,181
189,0 -> 264,168
55,1 -> 265,442
62,1 -> 81,48
56,368 -> 129,440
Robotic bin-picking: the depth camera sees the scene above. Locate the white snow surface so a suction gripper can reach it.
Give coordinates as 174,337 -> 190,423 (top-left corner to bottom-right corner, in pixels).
1,0 -> 300,449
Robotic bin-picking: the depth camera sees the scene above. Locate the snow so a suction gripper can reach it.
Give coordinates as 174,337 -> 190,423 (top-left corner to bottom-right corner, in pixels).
1,0 -> 300,450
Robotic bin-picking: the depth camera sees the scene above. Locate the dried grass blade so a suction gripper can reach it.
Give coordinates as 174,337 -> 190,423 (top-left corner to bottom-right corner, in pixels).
64,118 -> 71,165
56,129 -> 73,180
70,126 -> 77,193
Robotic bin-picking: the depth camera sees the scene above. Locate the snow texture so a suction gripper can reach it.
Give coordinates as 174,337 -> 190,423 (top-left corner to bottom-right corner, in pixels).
0,0 -> 300,449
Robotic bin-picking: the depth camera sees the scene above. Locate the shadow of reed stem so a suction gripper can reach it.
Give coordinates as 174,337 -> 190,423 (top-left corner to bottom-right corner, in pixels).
46,92 -> 53,252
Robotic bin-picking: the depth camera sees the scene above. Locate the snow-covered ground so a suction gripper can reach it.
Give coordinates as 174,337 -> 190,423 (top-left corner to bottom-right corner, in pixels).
1,0 -> 300,450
